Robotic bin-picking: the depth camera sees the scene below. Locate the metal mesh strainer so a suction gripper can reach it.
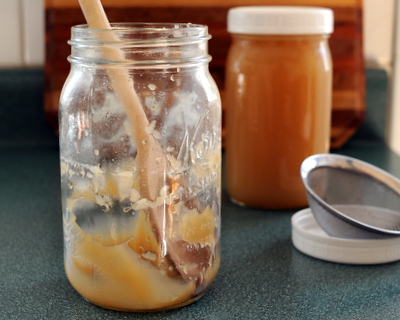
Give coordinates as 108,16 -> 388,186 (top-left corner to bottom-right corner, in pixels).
301,154 -> 400,239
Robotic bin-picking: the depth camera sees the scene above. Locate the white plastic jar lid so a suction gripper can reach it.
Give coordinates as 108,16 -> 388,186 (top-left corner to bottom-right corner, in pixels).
228,6 -> 334,35
292,208 -> 400,265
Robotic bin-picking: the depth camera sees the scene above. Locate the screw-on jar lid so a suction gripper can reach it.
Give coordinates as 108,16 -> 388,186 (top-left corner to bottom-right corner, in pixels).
228,6 -> 334,35
292,208 -> 400,265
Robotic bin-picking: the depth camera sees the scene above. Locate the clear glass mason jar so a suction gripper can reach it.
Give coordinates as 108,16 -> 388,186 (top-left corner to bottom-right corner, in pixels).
59,23 -> 221,312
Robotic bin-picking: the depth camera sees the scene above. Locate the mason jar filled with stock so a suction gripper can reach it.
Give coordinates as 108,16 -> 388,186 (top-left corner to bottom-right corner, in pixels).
225,6 -> 334,209
59,23 -> 221,311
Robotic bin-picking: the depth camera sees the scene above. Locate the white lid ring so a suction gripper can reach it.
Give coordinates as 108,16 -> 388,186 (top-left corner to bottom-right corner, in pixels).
228,6 -> 334,35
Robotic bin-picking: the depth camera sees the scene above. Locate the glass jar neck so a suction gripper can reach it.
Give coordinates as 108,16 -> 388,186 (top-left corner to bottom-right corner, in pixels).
68,23 -> 211,68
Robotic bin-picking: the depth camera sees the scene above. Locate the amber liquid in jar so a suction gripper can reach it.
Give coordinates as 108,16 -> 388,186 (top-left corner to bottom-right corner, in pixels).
225,34 -> 332,209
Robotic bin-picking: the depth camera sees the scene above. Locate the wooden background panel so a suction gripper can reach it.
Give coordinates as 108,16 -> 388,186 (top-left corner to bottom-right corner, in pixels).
46,0 -> 362,8
45,0 -> 364,148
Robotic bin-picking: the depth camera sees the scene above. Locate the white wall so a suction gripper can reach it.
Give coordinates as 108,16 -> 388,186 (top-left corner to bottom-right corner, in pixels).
361,0 -> 400,154
387,1 -> 400,154
0,0 -> 44,67
363,0 -> 395,70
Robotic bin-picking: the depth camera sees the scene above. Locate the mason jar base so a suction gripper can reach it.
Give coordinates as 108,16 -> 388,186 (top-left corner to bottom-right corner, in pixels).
82,291 -> 207,312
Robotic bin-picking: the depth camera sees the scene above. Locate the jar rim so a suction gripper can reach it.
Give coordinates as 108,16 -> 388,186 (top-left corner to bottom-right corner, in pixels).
72,22 -> 207,31
68,22 -> 211,67
71,22 -> 210,43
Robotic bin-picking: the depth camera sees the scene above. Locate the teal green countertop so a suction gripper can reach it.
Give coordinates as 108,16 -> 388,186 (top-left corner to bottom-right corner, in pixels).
1,69 -> 400,320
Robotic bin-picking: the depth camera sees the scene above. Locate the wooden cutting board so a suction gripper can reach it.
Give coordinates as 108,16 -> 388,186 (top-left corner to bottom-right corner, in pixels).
45,0 -> 364,148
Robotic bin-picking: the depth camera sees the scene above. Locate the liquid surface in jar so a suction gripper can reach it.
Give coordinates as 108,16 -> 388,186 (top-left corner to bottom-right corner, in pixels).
225,34 -> 332,209
62,159 -> 220,311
